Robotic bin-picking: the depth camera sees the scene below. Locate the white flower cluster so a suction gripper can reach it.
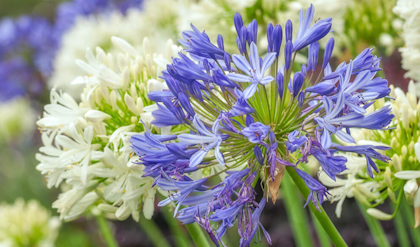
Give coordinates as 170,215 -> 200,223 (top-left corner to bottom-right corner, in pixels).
0,97 -> 35,143
394,0 -> 420,83
37,37 -> 181,222
0,199 -> 60,247
320,81 -> 420,220
49,0 -> 192,97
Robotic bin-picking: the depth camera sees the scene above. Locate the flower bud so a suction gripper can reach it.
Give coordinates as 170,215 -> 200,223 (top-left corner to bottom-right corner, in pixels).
136,97 -> 144,114
111,36 -> 138,57
404,179 -> 418,205
401,145 -> 408,158
117,53 -> 127,72
388,188 -> 396,203
122,68 -> 130,91
384,167 -> 393,189
130,84 -> 138,100
125,93 -> 140,115
392,154 -> 402,171
100,84 -> 111,104
367,208 -> 393,220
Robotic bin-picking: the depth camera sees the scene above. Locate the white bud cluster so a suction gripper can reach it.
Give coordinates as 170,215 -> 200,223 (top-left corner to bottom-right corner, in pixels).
36,37 -> 181,222
0,199 -> 61,246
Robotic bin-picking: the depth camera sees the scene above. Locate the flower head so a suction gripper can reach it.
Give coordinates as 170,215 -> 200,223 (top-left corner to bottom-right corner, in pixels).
130,5 -> 393,245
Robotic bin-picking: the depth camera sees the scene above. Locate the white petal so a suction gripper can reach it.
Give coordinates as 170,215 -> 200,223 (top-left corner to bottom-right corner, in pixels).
395,171 -> 420,180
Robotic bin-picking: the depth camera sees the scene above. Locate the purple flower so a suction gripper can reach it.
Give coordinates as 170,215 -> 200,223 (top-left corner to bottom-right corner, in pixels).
178,115 -> 226,167
179,24 -> 225,59
293,4 -> 332,51
295,168 -> 329,211
228,42 -> 276,99
242,122 -> 271,143
311,146 -> 347,181
286,130 -> 307,153
335,145 -> 391,178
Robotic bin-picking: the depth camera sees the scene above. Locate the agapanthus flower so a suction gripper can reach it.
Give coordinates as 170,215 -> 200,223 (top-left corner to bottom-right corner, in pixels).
49,0 -> 189,96
0,199 -> 61,247
131,4 -> 393,245
36,37 -> 180,222
320,81 -> 420,227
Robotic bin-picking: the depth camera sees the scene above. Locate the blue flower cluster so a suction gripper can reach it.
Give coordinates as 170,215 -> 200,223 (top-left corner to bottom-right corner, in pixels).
131,4 -> 393,246
0,0 -> 142,103
0,16 -> 56,101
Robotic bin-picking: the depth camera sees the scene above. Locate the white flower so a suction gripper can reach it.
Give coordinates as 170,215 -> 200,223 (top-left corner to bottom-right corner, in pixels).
0,97 -> 35,142
52,184 -> 99,221
55,123 -> 104,185
0,199 -> 61,247
393,0 -> 420,82
37,89 -> 88,129
48,0 -> 190,97
36,132 -> 66,188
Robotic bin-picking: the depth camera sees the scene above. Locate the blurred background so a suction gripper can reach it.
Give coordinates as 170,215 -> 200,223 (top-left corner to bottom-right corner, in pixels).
0,0 -> 414,246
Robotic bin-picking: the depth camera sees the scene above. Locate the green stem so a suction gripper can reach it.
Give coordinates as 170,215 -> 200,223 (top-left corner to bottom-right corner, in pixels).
161,207 -> 190,247
356,201 -> 390,247
138,218 -> 171,247
185,223 -> 212,247
310,211 -> 332,247
391,201 -> 410,247
96,215 -> 119,247
400,198 -> 420,246
286,166 -> 348,247
282,172 -> 314,247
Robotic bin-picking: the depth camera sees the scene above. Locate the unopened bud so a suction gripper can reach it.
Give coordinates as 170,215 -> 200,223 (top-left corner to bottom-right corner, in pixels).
391,137 -> 399,150
122,68 -> 130,91
392,154 -> 402,171
404,179 -> 418,205
100,84 -> 111,104
388,188 -> 396,203
125,93 -> 140,115
131,116 -> 138,124
130,84 -> 138,99
367,208 -> 393,220
117,53 -> 127,72
384,167 -> 393,189
401,145 -> 408,157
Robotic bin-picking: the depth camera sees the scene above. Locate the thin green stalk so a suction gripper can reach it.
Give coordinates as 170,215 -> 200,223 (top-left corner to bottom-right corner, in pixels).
391,201 -> 410,247
282,172 -> 314,247
286,166 -> 348,247
310,211 -> 332,247
400,198 -> 420,246
185,223 -> 212,247
161,207 -> 190,247
138,218 -> 171,247
96,215 -> 118,247
356,201 -> 390,247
